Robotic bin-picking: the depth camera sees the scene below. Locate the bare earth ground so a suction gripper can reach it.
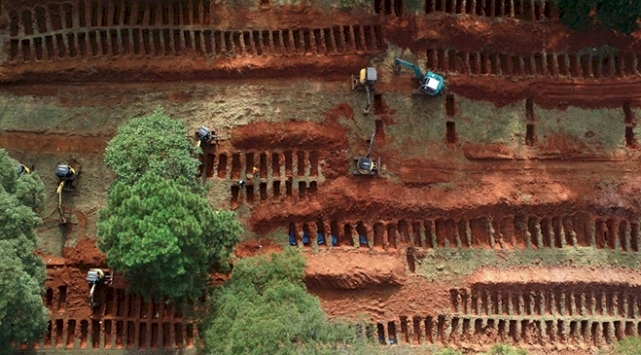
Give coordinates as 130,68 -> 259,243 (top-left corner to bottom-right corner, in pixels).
3,0 -> 641,353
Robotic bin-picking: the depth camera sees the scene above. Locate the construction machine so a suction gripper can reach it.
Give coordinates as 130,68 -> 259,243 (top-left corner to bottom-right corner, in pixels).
195,126 -> 219,147
351,67 -> 378,114
55,165 -> 78,224
86,268 -> 113,308
16,163 -> 30,175
393,58 -> 444,96
352,128 -> 381,176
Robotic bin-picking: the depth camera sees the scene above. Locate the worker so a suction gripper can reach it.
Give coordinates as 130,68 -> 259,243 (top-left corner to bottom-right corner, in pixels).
252,166 -> 259,175
235,180 -> 246,187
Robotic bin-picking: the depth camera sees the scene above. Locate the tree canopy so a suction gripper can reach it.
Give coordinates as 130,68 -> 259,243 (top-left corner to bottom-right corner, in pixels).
98,173 -> 241,300
202,249 -> 374,355
0,149 -> 48,351
555,0 -> 641,35
104,108 -> 202,187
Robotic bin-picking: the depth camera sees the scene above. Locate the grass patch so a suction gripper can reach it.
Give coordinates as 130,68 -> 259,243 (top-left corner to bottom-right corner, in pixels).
605,337 -> 641,355
535,106 -> 625,152
483,344 -> 528,355
415,247 -> 641,281
455,97 -> 525,145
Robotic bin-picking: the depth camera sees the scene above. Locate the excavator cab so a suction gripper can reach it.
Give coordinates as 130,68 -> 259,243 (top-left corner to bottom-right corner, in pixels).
419,72 -> 445,96
353,156 -> 381,175
55,164 -> 78,224
195,126 -> 219,146
351,67 -> 378,115
86,268 -> 113,308
55,165 -> 76,187
352,130 -> 380,176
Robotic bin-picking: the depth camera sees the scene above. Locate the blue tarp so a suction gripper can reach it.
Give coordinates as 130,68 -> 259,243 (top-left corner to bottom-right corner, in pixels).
289,231 -> 297,246
302,231 -> 310,245
317,232 -> 325,245
359,235 -> 368,246
331,235 -> 338,246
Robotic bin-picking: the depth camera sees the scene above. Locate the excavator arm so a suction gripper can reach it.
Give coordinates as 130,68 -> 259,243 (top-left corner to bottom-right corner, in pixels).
88,283 -> 97,307
57,181 -> 67,224
394,58 -> 426,84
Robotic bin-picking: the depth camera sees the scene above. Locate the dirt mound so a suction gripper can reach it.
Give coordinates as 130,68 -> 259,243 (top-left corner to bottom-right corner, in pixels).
231,120 -> 348,151
234,238 -> 282,258
304,250 -> 406,290
468,265 -> 641,286
63,238 -> 106,268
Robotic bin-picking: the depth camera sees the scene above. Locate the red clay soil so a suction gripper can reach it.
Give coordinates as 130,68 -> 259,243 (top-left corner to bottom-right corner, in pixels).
468,265 -> 641,286
305,250 -> 406,290
386,15 -> 641,57
248,170 -> 641,234
0,130 -> 111,156
444,76 -> 641,109
231,120 -> 349,151
63,238 -> 107,268
305,250 -> 452,321
233,238 -> 282,258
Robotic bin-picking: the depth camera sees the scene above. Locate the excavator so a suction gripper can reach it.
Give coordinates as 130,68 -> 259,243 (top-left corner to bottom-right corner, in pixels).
352,128 -> 380,176
55,164 -> 78,224
351,67 -> 378,115
393,58 -> 444,96
86,268 -> 113,308
195,126 -> 219,147
16,163 -> 30,175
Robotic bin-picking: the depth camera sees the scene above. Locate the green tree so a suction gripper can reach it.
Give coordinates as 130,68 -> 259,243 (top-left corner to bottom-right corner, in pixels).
555,0 -> 641,35
0,149 -> 48,351
104,108 -> 201,187
594,0 -> 641,35
202,249 -> 374,355
0,241 -> 49,352
98,173 -> 241,300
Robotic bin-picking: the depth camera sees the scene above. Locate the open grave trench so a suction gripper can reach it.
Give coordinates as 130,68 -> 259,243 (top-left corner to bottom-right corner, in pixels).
421,0 -> 554,20
365,282 -> 641,348
6,0 -> 384,63
198,148 -> 323,206
370,314 -> 638,348
424,48 -> 641,79
287,212 -> 640,251
373,0 -> 554,20
34,285 -> 197,350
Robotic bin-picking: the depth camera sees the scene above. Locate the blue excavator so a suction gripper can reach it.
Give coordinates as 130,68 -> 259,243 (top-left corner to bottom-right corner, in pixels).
393,58 -> 444,96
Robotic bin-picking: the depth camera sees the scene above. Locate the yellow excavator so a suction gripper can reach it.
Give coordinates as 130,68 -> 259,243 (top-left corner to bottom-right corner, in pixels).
351,67 -> 378,115
55,164 -> 77,224
17,163 -> 31,175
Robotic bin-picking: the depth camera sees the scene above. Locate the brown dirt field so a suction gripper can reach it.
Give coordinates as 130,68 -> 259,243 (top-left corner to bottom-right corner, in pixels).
5,0 -> 641,353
